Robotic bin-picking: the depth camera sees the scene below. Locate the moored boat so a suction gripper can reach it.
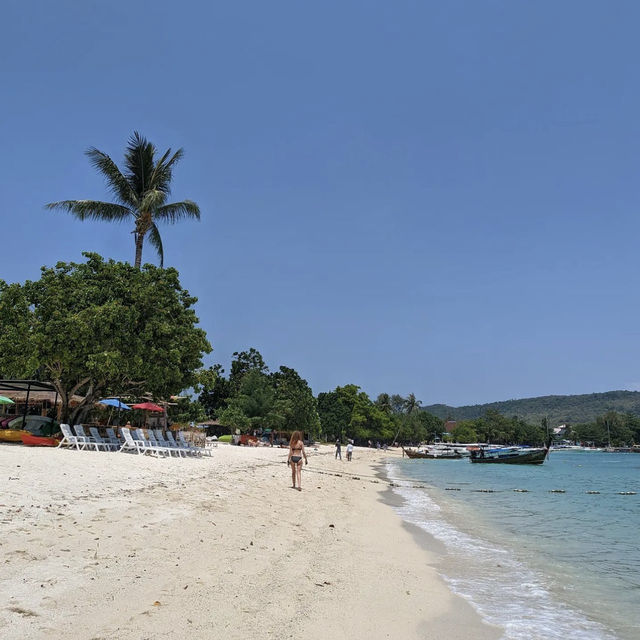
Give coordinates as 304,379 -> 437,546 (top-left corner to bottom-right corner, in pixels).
404,446 -> 462,459
469,445 -> 549,464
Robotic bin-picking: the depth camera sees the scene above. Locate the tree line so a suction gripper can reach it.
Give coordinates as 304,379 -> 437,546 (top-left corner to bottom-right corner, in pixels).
3,132 -> 639,446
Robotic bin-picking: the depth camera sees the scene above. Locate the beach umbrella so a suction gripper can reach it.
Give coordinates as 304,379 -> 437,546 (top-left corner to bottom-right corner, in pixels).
0,395 -> 15,404
98,398 -> 132,410
131,402 -> 164,412
98,398 -> 131,426
132,401 -> 165,427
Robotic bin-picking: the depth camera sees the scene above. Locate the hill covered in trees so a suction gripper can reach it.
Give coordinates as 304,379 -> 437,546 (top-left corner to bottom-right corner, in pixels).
423,390 -> 640,425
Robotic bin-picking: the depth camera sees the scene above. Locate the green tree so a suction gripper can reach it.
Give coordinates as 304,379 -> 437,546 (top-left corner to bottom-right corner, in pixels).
229,348 -> 269,392
390,394 -> 407,414
46,132 -> 200,268
451,420 -> 478,443
597,411 -> 634,446
0,253 -> 211,424
375,393 -> 392,414
218,405 -> 251,431
271,366 -> 321,437
226,369 -> 275,429
168,397 -> 207,425
317,390 -> 351,441
405,393 -> 422,415
198,363 -> 232,418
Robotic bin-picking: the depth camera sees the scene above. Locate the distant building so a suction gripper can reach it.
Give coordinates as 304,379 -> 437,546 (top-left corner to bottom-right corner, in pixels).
444,420 -> 456,433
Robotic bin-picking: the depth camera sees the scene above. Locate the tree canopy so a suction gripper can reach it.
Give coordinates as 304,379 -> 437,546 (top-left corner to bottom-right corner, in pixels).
0,253 -> 211,424
200,349 -> 320,437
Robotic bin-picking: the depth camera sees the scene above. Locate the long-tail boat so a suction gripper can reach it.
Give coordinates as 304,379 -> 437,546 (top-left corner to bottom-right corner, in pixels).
469,444 -> 549,464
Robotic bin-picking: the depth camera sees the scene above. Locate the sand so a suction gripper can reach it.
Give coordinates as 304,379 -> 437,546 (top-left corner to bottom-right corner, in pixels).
0,443 -> 501,639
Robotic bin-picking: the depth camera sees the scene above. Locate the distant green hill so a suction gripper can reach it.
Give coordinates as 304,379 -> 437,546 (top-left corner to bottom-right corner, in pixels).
423,390 -> 640,425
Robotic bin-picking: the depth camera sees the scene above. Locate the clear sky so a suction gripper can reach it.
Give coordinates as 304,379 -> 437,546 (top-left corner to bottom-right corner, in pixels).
2,1 -> 640,406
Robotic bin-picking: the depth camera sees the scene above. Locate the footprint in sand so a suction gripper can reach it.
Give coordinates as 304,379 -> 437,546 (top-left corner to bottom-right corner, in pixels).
7,605 -> 39,617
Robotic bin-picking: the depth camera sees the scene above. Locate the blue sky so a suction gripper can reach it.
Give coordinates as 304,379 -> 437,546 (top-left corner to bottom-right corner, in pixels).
2,1 -> 640,406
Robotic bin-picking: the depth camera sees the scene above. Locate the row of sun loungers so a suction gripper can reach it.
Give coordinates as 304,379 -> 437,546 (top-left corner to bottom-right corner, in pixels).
58,425 -> 211,457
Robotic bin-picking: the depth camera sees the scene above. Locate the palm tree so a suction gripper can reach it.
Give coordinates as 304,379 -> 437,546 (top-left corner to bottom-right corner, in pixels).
47,132 -> 200,267
375,392 -> 392,414
404,393 -> 422,415
392,393 -> 422,446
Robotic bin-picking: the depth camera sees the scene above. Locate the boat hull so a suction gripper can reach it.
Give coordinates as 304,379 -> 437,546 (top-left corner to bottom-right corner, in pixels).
0,429 -> 29,443
404,448 -> 462,459
21,433 -> 61,447
470,448 -> 548,464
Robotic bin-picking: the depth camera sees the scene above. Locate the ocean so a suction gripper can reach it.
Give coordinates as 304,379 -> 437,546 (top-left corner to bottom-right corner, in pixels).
387,451 -> 640,640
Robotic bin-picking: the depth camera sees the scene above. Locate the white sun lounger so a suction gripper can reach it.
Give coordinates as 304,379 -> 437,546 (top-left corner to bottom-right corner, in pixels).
73,424 -> 110,451
153,429 -> 187,457
89,427 -> 118,451
178,431 -> 208,457
147,429 -> 183,457
165,430 -> 194,456
135,428 -> 172,457
57,424 -> 87,450
105,427 -> 121,449
120,427 -> 148,455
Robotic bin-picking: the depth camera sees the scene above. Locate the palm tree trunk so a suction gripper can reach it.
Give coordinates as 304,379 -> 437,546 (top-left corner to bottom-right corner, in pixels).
134,233 -> 144,268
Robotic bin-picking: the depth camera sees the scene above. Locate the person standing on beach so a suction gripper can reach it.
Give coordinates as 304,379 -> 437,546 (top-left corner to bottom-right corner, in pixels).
335,438 -> 342,460
288,431 -> 307,491
346,441 -> 354,461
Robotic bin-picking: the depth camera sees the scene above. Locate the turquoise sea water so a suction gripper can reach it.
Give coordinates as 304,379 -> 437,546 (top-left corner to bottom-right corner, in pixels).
388,451 -> 640,640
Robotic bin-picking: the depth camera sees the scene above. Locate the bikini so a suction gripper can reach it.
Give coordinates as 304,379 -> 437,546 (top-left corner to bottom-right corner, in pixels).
290,446 -> 303,464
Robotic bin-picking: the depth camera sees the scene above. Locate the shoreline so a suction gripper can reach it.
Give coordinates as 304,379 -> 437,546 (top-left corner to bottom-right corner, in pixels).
0,444 -> 501,639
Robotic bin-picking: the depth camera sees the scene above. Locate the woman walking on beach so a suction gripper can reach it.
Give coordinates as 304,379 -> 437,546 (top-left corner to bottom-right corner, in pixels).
288,431 -> 307,491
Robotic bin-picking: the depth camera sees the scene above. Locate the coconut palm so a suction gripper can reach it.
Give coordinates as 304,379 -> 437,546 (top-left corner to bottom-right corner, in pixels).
405,393 -> 422,415
46,132 -> 200,268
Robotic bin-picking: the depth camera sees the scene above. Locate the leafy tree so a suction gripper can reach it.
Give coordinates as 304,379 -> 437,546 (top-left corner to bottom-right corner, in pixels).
0,280 -> 38,377
218,404 -> 251,431
229,348 -> 268,392
417,411 -> 445,442
168,397 -> 207,425
375,393 -> 392,414
227,369 -> 275,427
46,132 -> 200,268
405,393 -> 422,415
0,253 -> 211,424
317,390 -> 351,441
271,366 -> 321,437
451,420 -> 478,443
198,363 -> 232,418
624,413 -> 640,444
596,411 -> 634,446
390,394 -> 407,415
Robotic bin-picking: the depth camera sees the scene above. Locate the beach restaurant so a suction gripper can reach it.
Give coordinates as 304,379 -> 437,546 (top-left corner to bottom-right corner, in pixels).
0,379 -> 84,421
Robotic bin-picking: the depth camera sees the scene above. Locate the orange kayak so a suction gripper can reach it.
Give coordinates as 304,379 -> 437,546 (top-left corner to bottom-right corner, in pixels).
21,433 -> 60,447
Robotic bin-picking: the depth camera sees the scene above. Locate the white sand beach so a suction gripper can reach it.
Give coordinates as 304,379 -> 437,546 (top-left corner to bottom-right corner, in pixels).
0,443 -> 501,639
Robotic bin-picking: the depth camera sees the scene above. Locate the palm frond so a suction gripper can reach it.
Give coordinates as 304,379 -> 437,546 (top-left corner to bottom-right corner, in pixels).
45,200 -> 133,222
124,132 -> 157,196
154,200 -> 201,223
139,189 -> 167,213
148,147 -> 184,195
85,148 -> 137,206
147,223 -> 164,267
